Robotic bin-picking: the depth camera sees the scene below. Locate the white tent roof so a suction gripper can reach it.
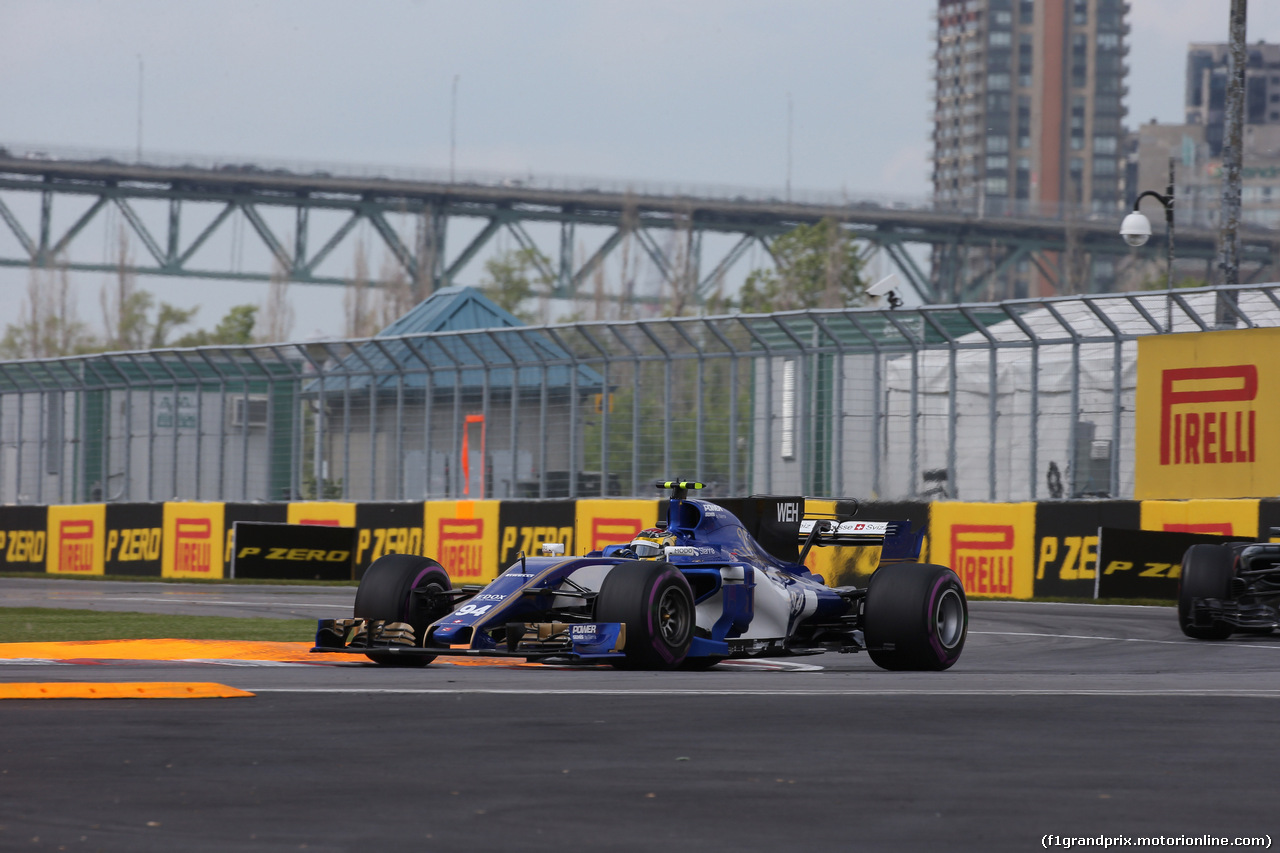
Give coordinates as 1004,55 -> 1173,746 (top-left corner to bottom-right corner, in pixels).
886,287 -> 1280,394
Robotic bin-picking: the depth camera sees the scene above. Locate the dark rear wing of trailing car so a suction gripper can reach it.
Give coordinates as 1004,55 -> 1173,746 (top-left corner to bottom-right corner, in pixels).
797,518 -> 924,565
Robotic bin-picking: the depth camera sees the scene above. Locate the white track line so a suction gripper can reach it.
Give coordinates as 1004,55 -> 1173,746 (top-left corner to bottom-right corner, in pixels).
249,687 -> 1280,697
971,630 -> 1280,650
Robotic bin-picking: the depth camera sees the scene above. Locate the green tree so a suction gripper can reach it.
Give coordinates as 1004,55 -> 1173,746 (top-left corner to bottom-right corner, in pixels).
173,305 -> 259,347
98,234 -> 196,350
739,218 -> 868,312
479,247 -> 551,321
148,299 -> 200,348
104,290 -> 199,349
102,286 -> 199,350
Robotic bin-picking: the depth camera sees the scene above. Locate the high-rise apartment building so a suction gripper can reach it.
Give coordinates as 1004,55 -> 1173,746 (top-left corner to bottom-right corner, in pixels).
1185,41 -> 1280,156
931,0 -> 1130,296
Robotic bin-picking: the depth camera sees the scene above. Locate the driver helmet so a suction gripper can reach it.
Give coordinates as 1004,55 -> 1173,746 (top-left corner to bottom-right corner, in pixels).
629,527 -> 675,559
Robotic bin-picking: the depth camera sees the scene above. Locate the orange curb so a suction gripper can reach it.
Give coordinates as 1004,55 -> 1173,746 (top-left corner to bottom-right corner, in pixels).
0,639 -> 316,662
0,639 -> 534,666
0,682 -> 255,700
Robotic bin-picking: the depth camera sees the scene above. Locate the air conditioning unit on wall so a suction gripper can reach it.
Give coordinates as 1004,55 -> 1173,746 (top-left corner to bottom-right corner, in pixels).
229,396 -> 269,429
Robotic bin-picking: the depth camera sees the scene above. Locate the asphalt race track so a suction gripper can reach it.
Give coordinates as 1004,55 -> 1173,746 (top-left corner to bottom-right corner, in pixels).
2,580 -> 1280,852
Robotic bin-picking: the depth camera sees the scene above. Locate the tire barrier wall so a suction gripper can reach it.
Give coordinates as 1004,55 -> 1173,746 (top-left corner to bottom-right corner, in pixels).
5,497 -> 1279,600
803,497 -> 1279,601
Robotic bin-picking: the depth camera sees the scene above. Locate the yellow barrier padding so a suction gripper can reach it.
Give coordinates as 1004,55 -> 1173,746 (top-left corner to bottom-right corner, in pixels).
1136,328 -> 1280,500
0,682 -> 254,699
0,639 -> 315,662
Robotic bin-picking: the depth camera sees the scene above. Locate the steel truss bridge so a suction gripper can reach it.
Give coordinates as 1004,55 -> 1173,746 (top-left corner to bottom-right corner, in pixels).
0,148 -> 1276,305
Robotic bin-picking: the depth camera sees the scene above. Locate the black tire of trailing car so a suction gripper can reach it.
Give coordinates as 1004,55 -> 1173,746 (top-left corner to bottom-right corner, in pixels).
594,561 -> 694,670
1178,544 -> 1235,640
864,562 -> 968,671
354,554 -> 452,666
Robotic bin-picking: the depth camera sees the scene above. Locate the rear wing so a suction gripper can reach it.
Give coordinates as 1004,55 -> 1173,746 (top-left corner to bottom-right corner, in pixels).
798,518 -> 923,564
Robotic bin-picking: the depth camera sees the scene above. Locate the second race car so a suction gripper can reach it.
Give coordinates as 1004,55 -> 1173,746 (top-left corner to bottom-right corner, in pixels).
1178,529 -> 1280,639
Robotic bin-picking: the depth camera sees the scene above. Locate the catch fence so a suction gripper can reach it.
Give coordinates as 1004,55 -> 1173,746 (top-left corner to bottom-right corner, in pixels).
2,284 -> 1278,506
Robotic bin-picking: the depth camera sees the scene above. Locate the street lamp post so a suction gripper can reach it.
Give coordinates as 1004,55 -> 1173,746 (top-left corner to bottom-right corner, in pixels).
1120,158 -> 1176,332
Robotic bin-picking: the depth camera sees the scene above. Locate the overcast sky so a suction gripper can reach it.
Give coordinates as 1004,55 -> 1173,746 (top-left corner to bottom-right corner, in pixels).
2,0 -> 1279,340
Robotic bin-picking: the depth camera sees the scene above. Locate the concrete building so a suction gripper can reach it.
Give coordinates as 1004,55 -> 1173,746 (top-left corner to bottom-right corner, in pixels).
1132,120 -> 1280,235
932,0 -> 1130,296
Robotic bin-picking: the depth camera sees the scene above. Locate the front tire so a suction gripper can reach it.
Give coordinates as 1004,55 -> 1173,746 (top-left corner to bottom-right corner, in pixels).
864,563 -> 967,671
354,554 -> 452,666
1178,544 -> 1235,640
594,562 -> 694,670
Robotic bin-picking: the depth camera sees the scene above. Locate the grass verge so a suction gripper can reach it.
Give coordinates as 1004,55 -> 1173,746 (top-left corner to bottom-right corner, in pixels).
0,607 -> 315,644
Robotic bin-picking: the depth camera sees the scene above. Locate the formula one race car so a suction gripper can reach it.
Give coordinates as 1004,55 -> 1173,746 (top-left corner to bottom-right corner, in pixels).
313,482 -> 968,670
1178,531 -> 1280,640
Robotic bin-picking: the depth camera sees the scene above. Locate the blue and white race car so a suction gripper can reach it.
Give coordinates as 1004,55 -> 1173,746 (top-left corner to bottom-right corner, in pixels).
313,482 -> 967,671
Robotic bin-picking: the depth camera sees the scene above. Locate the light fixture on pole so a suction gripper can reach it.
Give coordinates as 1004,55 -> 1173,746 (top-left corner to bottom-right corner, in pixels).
1120,158 -> 1175,331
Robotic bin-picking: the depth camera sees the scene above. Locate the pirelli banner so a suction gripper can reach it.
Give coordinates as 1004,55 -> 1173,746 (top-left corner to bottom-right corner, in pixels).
1136,327 -> 1280,500
929,502 -> 1036,599
425,500 -> 502,584
575,499 -> 658,558
47,504 -> 107,576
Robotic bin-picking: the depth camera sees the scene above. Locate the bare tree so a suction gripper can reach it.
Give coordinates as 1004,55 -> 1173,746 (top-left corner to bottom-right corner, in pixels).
1114,252 -> 1165,293
616,204 -> 638,322
662,211 -> 700,318
343,241 -> 379,338
591,243 -> 608,322
1062,218 -> 1092,295
377,251 -> 417,329
100,229 -> 144,350
259,257 -> 296,343
0,257 -> 95,358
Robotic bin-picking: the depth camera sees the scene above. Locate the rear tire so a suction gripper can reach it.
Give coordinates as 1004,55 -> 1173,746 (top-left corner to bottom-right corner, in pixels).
354,554 -> 452,666
594,562 -> 694,670
864,563 -> 967,671
1178,544 -> 1235,640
